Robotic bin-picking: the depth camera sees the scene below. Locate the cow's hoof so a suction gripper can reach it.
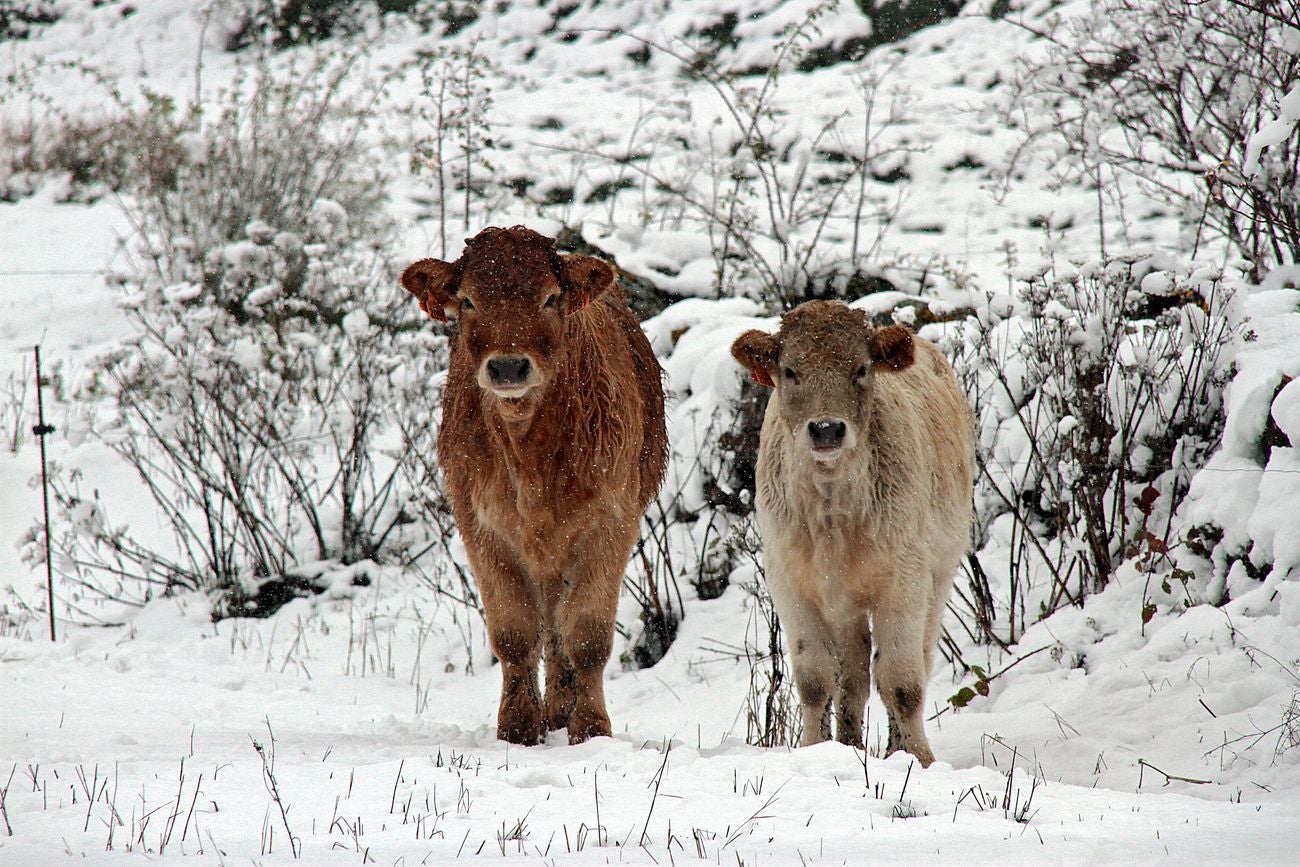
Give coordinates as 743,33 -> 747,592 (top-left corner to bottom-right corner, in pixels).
567,711 -> 612,744
884,741 -> 935,769
498,709 -> 544,746
544,684 -> 577,732
544,704 -> 573,733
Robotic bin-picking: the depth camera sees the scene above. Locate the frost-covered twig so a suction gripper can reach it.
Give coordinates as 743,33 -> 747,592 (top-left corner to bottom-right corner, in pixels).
1137,758 -> 1211,787
251,720 -> 300,859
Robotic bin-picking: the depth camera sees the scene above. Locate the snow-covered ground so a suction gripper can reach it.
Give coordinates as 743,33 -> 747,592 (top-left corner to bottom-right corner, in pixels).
2,1 -> 1298,864
1,577 -> 1297,865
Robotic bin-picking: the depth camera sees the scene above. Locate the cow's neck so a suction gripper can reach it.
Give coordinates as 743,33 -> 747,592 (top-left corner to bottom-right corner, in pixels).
780,413 -> 880,534
484,342 -> 583,471
487,390 -> 555,457
803,446 -> 873,512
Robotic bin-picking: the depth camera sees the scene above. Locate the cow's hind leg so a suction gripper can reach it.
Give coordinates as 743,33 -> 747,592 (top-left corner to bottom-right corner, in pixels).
556,520 -> 636,744
873,570 -> 936,767
542,609 -> 577,732
469,531 -> 544,746
832,613 -> 872,748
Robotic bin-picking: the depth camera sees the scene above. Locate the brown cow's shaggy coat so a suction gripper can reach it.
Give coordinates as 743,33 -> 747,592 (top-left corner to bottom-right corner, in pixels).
401,226 -> 667,745
731,301 -> 974,766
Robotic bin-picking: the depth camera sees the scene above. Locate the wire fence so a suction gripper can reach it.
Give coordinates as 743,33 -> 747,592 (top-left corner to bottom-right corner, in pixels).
0,269 -> 101,277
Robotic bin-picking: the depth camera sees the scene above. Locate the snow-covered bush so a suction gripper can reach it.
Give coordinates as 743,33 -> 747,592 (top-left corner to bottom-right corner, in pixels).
561,3 -> 916,306
219,0 -> 416,50
410,38 -> 510,259
728,521 -> 801,748
0,112 -> 124,202
219,1 -> 479,51
948,255 -> 1241,642
22,52 -> 452,615
33,205 -> 446,606
1009,0 -> 1300,280
1,356 -> 35,454
0,56 -> 138,202
1176,280 -> 1300,605
115,54 -> 392,279
0,0 -> 61,41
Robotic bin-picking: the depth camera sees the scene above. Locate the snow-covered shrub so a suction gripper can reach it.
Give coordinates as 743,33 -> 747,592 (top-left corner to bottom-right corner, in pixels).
623,499 -> 686,669
1,357 -> 34,454
411,38 -> 509,259
1009,0 -> 1300,280
0,57 -> 140,202
33,206 -> 445,606
22,53 -> 452,614
560,3 -> 916,307
629,299 -> 766,659
1176,280 -> 1300,604
222,0 -> 365,51
0,0 -> 61,41
949,255 -> 1241,641
852,0 -> 964,49
219,1 -> 475,51
730,523 -> 801,748
220,0 -> 395,51
0,112 -> 125,202
113,55 -> 392,281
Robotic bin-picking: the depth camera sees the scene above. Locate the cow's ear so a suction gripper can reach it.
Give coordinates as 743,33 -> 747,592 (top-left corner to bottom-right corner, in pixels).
400,258 -> 457,323
731,329 -> 780,388
868,324 -> 915,372
559,254 -> 616,315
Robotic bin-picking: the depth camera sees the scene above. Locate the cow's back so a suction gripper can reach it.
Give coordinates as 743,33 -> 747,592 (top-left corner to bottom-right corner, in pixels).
601,292 -> 668,512
869,338 -> 974,545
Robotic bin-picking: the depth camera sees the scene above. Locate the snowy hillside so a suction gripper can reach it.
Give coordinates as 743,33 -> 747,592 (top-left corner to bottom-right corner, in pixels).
2,0 -> 1299,863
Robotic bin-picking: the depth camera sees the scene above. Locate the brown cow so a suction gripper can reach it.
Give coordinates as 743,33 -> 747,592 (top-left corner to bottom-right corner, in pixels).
731,300 -> 974,766
401,226 -> 667,745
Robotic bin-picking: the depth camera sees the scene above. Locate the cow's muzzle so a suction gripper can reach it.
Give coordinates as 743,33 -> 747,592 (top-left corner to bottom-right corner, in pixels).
481,354 -> 540,397
807,418 -> 848,457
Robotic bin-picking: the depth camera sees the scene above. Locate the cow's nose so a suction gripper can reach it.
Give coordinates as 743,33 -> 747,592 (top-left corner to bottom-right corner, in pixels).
807,419 -> 847,450
487,355 -> 532,387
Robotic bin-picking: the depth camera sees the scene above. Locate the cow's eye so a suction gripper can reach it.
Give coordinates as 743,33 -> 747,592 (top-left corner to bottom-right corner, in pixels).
782,366 -> 797,382
855,364 -> 868,378
543,294 -> 558,309
461,296 -> 475,311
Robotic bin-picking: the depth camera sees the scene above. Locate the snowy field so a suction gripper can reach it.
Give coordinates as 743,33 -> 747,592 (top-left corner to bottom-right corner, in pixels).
2,1 -> 1299,864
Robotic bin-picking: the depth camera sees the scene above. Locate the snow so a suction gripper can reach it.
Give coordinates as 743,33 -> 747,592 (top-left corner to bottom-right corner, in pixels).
1245,84 -> 1300,178
0,188 -> 130,355
342,310 -> 373,339
2,0 -> 1299,864
1,579 -> 1297,865
229,336 -> 263,371
1180,287 -> 1300,582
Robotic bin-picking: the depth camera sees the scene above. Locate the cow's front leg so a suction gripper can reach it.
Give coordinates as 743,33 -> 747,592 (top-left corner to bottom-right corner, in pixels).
465,526 -> 544,746
555,519 -> 637,744
873,567 -> 936,767
765,554 -> 835,746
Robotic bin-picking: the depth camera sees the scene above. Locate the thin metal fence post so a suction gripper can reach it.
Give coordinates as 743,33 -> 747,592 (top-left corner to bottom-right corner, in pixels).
33,345 -> 57,642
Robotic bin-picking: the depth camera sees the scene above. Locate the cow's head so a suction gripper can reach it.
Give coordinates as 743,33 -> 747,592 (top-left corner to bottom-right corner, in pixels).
731,300 -> 914,462
400,226 -> 616,419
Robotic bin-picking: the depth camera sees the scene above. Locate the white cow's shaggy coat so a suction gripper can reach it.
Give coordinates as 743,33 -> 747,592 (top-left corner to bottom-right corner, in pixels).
732,301 -> 974,766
